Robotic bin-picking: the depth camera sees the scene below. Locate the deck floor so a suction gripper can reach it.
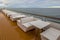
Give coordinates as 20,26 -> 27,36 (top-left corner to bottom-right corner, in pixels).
0,12 -> 40,40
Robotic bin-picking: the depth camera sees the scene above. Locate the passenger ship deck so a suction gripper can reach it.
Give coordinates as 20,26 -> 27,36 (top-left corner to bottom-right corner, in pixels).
0,12 -> 40,40
0,10 -> 60,40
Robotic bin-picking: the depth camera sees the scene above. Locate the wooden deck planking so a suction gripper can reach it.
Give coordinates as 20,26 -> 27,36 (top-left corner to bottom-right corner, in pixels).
0,12 -> 37,40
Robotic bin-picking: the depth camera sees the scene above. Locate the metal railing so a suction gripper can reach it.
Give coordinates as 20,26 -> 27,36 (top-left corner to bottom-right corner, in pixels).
19,12 -> 60,23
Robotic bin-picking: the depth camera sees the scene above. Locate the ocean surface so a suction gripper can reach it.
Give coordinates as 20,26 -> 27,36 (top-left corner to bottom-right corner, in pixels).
6,8 -> 60,17
6,8 -> 60,23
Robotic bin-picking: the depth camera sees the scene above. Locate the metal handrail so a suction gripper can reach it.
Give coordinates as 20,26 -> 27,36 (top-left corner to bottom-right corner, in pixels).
19,11 -> 60,20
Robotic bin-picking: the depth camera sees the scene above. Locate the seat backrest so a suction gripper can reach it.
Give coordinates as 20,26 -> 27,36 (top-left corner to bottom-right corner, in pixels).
10,14 -> 21,17
21,17 -> 38,23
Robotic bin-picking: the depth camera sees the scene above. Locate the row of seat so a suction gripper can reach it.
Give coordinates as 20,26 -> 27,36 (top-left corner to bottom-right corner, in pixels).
2,9 -> 60,40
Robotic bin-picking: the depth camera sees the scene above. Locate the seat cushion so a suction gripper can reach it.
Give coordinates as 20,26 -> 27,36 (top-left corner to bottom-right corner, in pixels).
23,22 -> 32,28
41,28 -> 60,40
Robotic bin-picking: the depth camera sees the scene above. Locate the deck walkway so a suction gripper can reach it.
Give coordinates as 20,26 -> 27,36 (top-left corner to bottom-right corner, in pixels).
0,12 -> 37,40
